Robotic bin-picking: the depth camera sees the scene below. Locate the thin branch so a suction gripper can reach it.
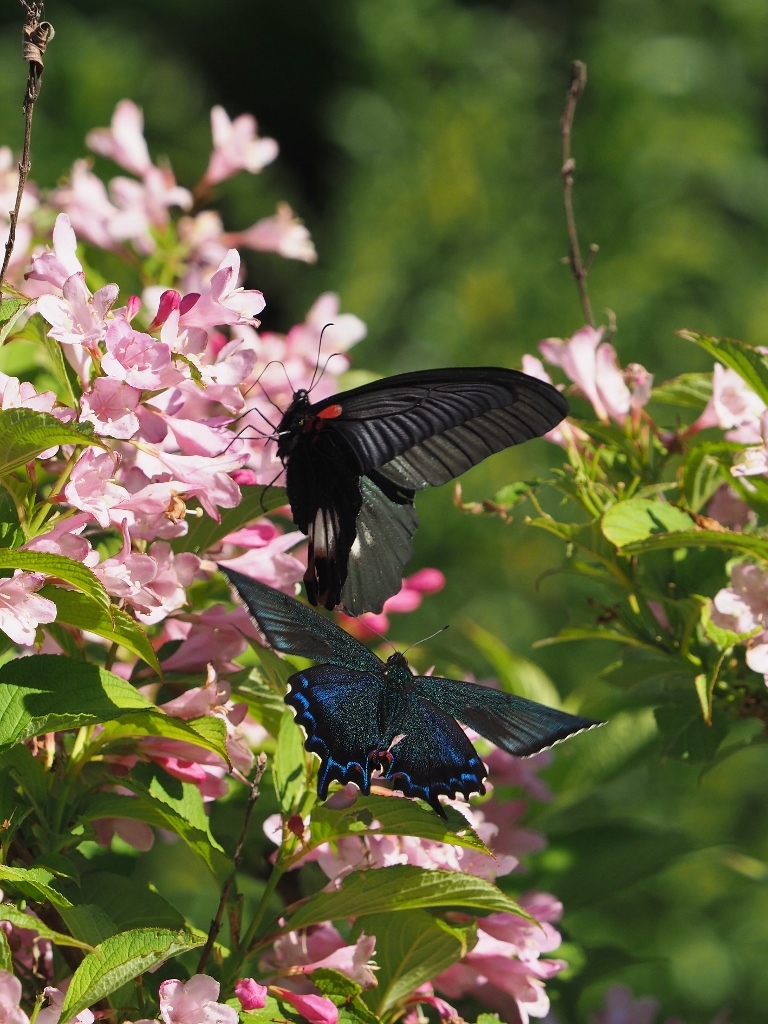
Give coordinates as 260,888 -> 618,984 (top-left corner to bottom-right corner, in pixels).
197,753 -> 268,975
0,2 -> 55,298
559,60 -> 595,328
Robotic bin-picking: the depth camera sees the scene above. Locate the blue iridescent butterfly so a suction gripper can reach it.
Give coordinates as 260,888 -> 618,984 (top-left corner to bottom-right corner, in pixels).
221,566 -> 603,817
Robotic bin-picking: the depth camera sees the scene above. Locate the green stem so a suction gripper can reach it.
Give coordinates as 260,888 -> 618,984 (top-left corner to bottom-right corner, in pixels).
224,854 -> 286,986
28,450 -> 80,536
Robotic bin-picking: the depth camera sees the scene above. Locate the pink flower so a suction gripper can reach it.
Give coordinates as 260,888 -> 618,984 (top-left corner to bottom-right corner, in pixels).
0,909 -> 53,980
262,925 -> 377,990
51,160 -> 122,251
147,449 -> 247,522
37,985 -> 94,1024
730,410 -> 768,478
80,377 -> 141,439
24,512 -> 96,564
712,563 -> 768,679
86,100 -> 152,177
159,976 -> 238,1024
26,213 -> 82,291
92,816 -> 154,852
64,448 -> 130,528
693,364 -> 766,443
235,980 -> 267,1012
590,984 -> 658,1024
230,203 -> 317,263
401,986 -> 459,1023
340,567 -> 445,637
705,485 -> 753,531
0,571 -> 57,647
36,272 -> 119,349
539,326 -> 637,424
0,970 -> 30,1024
204,106 -> 279,186
270,989 -> 337,1024
128,543 -> 200,625
108,168 -> 192,253
482,748 -> 553,802
101,319 -> 183,390
218,521 -> 306,593
179,250 -> 265,330
159,605 -> 250,672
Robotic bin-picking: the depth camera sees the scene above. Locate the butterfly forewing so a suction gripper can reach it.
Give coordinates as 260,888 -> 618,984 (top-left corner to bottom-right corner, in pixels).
218,565 -> 381,671
413,675 -> 602,756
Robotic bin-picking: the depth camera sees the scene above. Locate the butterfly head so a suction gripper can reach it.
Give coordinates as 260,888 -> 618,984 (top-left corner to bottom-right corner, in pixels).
384,651 -> 413,690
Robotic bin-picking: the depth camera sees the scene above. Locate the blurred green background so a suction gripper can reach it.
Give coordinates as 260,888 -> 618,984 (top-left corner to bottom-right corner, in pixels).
4,0 -> 768,1019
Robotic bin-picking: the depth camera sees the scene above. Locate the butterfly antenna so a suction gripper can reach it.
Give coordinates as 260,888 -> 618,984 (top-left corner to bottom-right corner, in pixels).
308,323 -> 334,392
217,423 -> 276,456
259,467 -> 286,513
402,625 -> 450,658
344,617 -> 399,655
312,350 -> 347,392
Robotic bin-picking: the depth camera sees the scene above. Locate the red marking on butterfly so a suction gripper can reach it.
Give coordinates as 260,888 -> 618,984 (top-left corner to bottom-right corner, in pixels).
317,404 -> 343,419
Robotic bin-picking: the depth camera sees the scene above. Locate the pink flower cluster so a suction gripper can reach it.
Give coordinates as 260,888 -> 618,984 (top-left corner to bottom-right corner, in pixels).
522,325 -> 653,446
263,746 -> 564,1021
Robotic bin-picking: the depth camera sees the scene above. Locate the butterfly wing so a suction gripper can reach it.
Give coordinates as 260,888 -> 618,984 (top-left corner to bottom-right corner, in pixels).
339,473 -> 420,616
314,367 -> 569,480
413,675 -> 603,756
218,566 -> 382,672
382,692 -> 487,817
286,665 -> 387,798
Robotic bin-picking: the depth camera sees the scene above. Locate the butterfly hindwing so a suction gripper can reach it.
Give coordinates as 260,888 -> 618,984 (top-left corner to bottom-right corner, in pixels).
413,675 -> 601,756
286,665 -> 387,798
218,565 -> 381,672
383,691 -> 487,816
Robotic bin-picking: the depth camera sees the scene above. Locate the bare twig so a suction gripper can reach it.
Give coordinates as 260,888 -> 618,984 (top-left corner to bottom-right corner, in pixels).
197,753 -> 268,974
559,60 -> 595,328
0,2 -> 55,298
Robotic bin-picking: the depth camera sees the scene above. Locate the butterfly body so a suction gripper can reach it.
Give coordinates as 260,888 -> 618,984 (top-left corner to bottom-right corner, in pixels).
272,367 -> 569,614
220,567 -> 602,817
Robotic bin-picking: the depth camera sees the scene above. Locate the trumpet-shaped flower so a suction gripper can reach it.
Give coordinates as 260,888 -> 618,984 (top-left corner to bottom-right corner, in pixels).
0,572 -> 57,647
86,99 -> 152,177
204,106 -> 279,186
159,976 -> 238,1024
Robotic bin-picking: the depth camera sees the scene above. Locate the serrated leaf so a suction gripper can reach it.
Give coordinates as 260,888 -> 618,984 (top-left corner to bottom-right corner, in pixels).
0,865 -> 70,907
311,967 -> 363,1003
0,928 -> 11,973
680,330 -> 768,405
0,655 -> 153,749
1,903 -> 102,951
274,709 -> 307,814
0,408 -> 101,475
358,910 -> 468,1015
100,711 -> 229,765
621,528 -> 768,561
173,485 -> 288,555
0,551 -> 109,613
59,928 -> 203,1021
601,499 -> 694,548
307,794 -> 489,856
43,587 -> 160,674
283,865 -> 524,931
650,372 -> 712,410
0,299 -> 30,344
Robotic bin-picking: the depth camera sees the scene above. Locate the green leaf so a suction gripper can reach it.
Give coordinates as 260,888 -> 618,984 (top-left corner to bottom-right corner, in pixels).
621,528 -> 768,562
173,485 -> 288,555
0,299 -> 30,344
0,655 -> 153,749
231,665 -> 287,737
0,905 -> 97,951
650,372 -> 712,410
85,774 -> 231,884
43,587 -> 161,674
655,689 -> 728,763
466,622 -> 562,706
0,928 -> 11,973
0,408 -> 101,475
241,996 -> 303,1024
274,710 -> 307,814
283,865 -> 525,930
100,711 -> 229,765
307,794 -> 489,856
358,910 -> 468,1015
58,905 -> 117,946
0,551 -> 110,613
0,865 -> 70,907
59,928 -> 203,1021
680,330 -> 768,405
681,443 -> 736,513
311,968 -> 363,1003
601,499 -> 694,548
63,872 -> 185,934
